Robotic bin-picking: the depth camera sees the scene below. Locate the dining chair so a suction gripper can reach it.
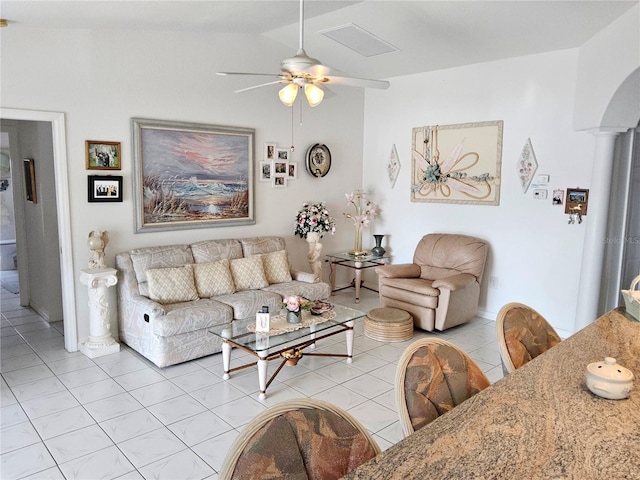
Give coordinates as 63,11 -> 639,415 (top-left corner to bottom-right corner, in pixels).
218,398 -> 381,480
496,302 -> 562,374
395,338 -> 491,437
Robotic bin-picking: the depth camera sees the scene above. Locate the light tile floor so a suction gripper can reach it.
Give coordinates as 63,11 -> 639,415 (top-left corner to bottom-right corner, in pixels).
1,272 -> 504,479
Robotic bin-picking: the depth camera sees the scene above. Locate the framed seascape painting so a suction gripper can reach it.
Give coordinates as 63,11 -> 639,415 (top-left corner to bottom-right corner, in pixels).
411,120 -> 503,205
131,118 -> 255,232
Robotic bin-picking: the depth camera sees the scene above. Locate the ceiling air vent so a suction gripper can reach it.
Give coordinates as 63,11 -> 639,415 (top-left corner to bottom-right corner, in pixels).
320,23 -> 398,58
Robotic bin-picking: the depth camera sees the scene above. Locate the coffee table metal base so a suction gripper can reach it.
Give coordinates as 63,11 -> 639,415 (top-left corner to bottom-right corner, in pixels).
221,320 -> 354,399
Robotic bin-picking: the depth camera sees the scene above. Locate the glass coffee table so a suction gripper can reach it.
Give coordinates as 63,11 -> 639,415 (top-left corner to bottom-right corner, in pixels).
209,304 -> 366,399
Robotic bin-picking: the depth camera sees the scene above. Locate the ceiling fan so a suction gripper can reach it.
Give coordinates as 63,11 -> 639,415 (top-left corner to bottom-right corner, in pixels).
216,0 -> 390,107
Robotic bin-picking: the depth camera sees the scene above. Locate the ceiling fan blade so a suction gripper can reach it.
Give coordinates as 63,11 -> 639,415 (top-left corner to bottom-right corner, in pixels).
217,72 -> 286,78
234,80 -> 288,94
323,75 -> 390,90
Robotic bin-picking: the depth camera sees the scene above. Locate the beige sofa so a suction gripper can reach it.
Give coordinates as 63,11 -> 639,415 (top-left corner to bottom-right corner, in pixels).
375,233 -> 488,332
115,236 -> 330,367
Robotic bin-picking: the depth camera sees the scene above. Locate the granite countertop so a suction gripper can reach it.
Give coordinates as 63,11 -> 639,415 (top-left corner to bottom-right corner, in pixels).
345,308 -> 640,480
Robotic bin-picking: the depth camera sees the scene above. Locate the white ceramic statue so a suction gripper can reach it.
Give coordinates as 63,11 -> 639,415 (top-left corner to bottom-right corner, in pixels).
306,231 -> 323,282
87,230 -> 109,269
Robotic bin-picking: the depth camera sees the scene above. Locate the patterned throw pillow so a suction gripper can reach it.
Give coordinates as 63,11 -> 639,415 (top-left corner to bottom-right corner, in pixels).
192,259 -> 236,298
146,266 -> 199,304
230,255 -> 269,291
262,250 -> 292,284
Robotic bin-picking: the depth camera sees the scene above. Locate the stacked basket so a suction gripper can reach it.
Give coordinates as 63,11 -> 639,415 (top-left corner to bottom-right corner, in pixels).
621,275 -> 640,321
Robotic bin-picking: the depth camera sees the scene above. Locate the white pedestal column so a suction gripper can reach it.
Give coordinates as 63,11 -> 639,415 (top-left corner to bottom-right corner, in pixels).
79,268 -> 120,358
575,131 -> 622,331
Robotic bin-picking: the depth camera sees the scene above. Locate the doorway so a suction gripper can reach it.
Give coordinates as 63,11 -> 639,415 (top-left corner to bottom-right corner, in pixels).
0,108 -> 77,352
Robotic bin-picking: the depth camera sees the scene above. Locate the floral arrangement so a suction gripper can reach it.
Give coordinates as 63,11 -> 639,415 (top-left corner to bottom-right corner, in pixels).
294,202 -> 336,239
282,295 -> 312,313
344,190 -> 378,228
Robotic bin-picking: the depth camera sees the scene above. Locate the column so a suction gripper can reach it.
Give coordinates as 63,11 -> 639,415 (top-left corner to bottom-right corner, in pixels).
79,268 -> 120,358
575,130 -> 622,330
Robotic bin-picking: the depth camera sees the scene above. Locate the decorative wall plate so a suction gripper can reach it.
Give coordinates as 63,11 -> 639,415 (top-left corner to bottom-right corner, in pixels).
306,143 -> 331,177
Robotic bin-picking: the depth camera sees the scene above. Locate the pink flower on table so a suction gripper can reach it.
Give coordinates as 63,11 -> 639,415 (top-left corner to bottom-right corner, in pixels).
282,295 -> 312,312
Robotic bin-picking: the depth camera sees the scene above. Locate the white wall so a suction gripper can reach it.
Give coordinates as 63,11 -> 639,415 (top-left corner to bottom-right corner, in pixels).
574,4 -> 640,131
1,27 -> 366,344
363,49 -> 595,335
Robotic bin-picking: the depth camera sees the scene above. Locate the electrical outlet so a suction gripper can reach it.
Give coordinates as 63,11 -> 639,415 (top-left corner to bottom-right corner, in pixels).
490,276 -> 498,288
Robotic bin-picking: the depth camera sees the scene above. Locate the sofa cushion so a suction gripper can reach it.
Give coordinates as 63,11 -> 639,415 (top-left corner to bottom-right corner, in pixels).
215,289 -> 283,319
152,298 -> 233,337
262,250 -> 293,284
230,255 -> 269,290
130,245 -> 194,284
191,239 -> 243,264
192,259 -> 236,298
147,266 -> 199,304
241,236 -> 287,256
262,281 -> 330,302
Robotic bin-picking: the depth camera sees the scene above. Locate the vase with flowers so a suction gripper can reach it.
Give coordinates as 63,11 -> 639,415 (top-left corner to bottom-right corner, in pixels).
295,202 -> 336,281
344,190 -> 379,256
282,295 -> 312,324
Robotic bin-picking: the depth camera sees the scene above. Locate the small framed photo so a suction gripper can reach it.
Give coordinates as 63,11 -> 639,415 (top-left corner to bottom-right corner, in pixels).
259,161 -> 272,182
565,187 -> 589,215
275,148 -> 290,162
272,176 -> 287,188
264,143 -> 276,161
273,160 -> 288,177
288,162 -> 298,179
86,140 -> 121,170
88,175 -> 123,202
23,158 -> 37,203
552,189 -> 564,205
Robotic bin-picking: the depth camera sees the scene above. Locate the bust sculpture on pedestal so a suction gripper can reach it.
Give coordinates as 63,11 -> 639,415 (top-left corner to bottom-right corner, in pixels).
79,230 -> 119,359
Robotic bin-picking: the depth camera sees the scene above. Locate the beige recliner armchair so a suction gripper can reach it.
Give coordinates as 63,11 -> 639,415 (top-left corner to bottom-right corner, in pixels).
375,233 -> 488,331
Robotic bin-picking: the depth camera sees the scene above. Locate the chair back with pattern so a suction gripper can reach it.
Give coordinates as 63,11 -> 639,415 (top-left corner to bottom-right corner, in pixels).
395,338 -> 490,437
219,398 -> 380,480
496,302 -> 561,374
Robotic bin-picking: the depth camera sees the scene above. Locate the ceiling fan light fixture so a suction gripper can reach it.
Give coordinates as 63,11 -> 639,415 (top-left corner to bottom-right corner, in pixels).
304,83 -> 324,107
279,83 -> 298,106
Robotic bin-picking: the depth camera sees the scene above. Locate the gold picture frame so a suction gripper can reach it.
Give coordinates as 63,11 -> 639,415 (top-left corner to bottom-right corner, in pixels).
86,140 -> 121,170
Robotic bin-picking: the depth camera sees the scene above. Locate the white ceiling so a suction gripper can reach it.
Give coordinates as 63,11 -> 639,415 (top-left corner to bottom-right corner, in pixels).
1,1 -> 636,81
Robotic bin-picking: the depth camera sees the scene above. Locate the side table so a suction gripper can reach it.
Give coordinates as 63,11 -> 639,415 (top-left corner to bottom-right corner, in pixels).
325,252 -> 389,303
79,268 -> 120,358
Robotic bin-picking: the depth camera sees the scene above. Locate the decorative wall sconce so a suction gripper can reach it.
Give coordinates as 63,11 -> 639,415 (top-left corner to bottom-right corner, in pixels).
565,187 -> 589,225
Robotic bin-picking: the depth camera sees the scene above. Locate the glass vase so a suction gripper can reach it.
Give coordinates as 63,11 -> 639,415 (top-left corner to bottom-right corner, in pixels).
286,310 -> 301,324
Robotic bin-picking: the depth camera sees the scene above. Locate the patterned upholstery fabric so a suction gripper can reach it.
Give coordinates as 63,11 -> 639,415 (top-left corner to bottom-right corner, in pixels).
503,306 -> 561,370
152,299 -> 233,337
230,255 -> 269,290
130,245 -> 194,284
228,406 -> 378,480
191,239 -> 243,264
402,341 -> 490,433
192,260 -> 236,297
240,236 -> 286,256
262,250 -> 293,284
146,266 -> 199,304
215,289 -> 283,320
262,281 -> 329,302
